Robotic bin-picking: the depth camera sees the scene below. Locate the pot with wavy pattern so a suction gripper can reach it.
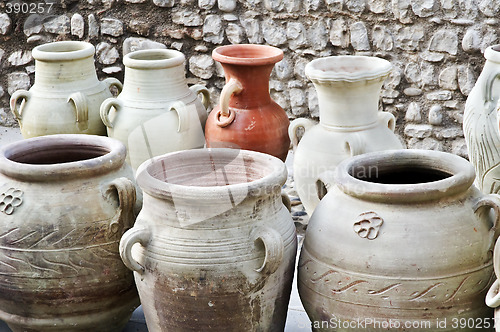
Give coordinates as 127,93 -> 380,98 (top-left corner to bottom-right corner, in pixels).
120,148 -> 297,331
299,149 -> 498,331
0,134 -> 139,332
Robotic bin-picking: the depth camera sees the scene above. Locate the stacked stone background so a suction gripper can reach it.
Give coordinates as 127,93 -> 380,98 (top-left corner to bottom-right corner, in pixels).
0,0 -> 497,156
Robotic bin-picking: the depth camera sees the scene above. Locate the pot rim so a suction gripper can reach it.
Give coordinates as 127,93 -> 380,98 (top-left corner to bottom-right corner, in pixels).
32,41 -> 95,62
305,55 -> 392,83
485,44 -> 500,63
135,148 -> 287,201
123,49 -> 185,69
334,149 -> 475,203
212,44 -> 284,66
0,134 -> 127,182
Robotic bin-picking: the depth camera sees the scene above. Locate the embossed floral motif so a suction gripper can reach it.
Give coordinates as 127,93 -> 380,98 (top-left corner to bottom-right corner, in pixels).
353,211 -> 383,240
0,188 -> 23,215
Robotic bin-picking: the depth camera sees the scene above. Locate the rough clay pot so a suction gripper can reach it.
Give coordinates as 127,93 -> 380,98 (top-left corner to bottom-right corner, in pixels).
298,149 -> 498,331
464,44 -> 500,194
289,55 -> 403,216
10,41 -> 122,138
120,148 -> 297,331
205,44 -> 290,162
0,135 -> 140,332
100,49 -> 210,170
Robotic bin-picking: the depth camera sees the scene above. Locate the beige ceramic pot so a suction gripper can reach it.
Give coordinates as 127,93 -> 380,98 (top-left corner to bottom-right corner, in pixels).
464,45 -> 500,194
10,41 -> 122,138
0,135 -> 139,331
100,49 -> 210,170
120,148 -> 297,331
289,55 -> 403,216
299,150 -> 498,331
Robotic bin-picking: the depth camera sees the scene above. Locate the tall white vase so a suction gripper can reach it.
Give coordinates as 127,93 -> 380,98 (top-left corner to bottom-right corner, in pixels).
289,55 -> 403,215
100,49 -> 210,170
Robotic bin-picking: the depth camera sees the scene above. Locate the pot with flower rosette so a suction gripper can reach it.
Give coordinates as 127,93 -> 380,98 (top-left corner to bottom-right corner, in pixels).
10,41 -> 122,138
299,149 -> 498,331
0,134 -> 139,332
205,44 -> 290,162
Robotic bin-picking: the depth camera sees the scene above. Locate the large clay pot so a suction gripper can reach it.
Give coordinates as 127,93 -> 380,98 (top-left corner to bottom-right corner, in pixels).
119,148 -> 297,331
464,44 -> 500,194
298,149 -> 498,331
0,135 -> 139,332
9,41 -> 122,138
100,49 -> 210,170
205,44 -> 290,162
289,55 -> 403,215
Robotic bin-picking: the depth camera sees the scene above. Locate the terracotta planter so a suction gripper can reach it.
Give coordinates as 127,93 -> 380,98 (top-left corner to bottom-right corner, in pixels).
0,135 -> 139,332
100,49 -> 210,170
289,55 -> 403,215
205,44 -> 290,161
464,44 -> 500,194
120,148 -> 297,331
299,150 -> 497,331
10,41 -> 122,138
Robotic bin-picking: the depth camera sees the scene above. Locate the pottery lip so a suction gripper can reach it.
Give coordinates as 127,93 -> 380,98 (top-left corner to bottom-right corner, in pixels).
123,49 -> 185,69
485,44 -> 500,63
0,134 -> 127,182
32,41 -> 95,62
212,44 -> 284,66
334,149 -> 476,203
135,148 -> 287,201
305,55 -> 392,83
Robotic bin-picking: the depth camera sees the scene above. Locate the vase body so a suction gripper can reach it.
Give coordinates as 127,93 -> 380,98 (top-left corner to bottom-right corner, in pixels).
0,135 -> 139,332
100,49 -> 210,171
464,44 -> 500,194
290,55 -> 403,216
298,149 -> 498,331
205,44 -> 290,162
9,41 -> 122,138
120,148 -> 297,331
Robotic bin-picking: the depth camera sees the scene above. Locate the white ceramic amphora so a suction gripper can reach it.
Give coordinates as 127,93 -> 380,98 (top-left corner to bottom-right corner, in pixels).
10,41 -> 122,138
100,49 -> 210,170
289,55 -> 403,215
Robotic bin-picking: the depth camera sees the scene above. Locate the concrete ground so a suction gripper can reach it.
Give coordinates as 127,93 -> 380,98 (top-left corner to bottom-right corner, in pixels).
0,127 -> 312,332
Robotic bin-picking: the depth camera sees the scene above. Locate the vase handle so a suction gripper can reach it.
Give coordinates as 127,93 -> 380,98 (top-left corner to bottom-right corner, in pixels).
473,194 -> 500,251
103,77 -> 123,95
251,226 -> 284,276
344,133 -> 365,156
100,98 -> 123,129
119,227 -> 150,274
189,84 -> 211,110
106,177 -> 137,238
281,192 -> 291,212
169,101 -> 190,132
67,92 -> 89,131
9,90 -> 30,127
216,78 -> 242,127
316,169 -> 336,201
378,111 -> 396,132
487,279 -> 500,308
288,118 -> 315,149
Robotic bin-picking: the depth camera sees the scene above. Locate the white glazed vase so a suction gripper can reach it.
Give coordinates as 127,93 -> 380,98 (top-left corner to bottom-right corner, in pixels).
10,41 -> 122,138
299,149 -> 498,331
119,148 -> 297,331
289,55 -> 403,215
464,45 -> 500,194
100,49 -> 210,171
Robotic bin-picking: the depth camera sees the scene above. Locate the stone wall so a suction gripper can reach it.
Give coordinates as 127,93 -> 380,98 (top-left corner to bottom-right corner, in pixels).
0,0 -> 496,157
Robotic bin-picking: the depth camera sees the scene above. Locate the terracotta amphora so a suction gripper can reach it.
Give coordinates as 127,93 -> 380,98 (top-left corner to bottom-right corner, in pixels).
0,135 -> 139,332
100,49 -> 210,171
464,44 -> 500,194
120,148 -> 297,331
9,41 -> 122,138
205,44 -> 290,161
299,150 -> 498,331
289,55 -> 403,216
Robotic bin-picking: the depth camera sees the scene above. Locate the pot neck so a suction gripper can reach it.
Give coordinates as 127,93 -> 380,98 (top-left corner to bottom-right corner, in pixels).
121,64 -> 189,100
222,63 -> 273,108
314,77 -> 386,127
33,57 -> 99,90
